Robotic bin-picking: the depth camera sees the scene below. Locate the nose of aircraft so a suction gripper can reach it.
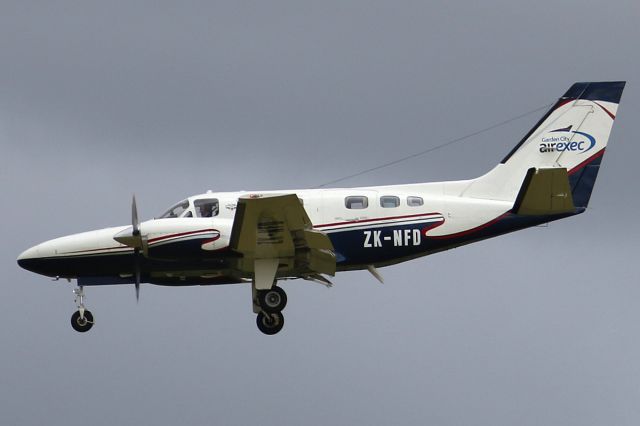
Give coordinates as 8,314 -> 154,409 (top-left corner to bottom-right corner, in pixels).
17,241 -> 57,274
17,226 -> 132,277
17,244 -> 44,273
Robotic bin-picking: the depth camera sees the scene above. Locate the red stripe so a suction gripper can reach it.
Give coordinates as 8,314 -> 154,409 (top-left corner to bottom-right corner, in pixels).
62,230 -> 220,255
428,212 -> 510,240
314,212 -> 443,229
421,218 -> 445,236
200,235 -> 221,244
63,246 -> 133,254
568,149 -> 605,176
148,229 -> 219,243
594,102 -> 616,120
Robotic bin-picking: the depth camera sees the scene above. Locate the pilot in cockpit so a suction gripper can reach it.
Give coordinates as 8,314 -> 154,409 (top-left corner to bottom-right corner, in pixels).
197,200 -> 219,218
199,203 -> 213,217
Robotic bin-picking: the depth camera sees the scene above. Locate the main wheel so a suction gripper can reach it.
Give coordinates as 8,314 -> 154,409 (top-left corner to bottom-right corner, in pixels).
71,310 -> 94,333
256,311 -> 285,335
257,286 -> 287,314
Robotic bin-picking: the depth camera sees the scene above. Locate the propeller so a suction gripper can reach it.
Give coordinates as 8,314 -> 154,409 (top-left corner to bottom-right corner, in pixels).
132,195 -> 141,302
132,194 -> 140,237
134,259 -> 141,302
114,196 -> 144,302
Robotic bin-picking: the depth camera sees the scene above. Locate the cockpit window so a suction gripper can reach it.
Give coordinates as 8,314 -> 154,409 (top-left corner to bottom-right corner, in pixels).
194,199 -> 219,217
159,200 -> 190,218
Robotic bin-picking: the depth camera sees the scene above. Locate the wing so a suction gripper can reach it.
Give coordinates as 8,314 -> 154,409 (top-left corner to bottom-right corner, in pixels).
229,194 -> 335,289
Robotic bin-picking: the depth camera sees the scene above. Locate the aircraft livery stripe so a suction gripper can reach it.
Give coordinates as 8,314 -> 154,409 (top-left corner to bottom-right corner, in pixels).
568,149 -> 605,176
42,251 -> 133,259
314,212 -> 442,229
62,246 -> 133,254
59,229 -> 218,256
148,232 -> 219,247
428,212 -> 511,240
594,102 -> 616,120
147,229 -> 218,243
322,217 -> 444,233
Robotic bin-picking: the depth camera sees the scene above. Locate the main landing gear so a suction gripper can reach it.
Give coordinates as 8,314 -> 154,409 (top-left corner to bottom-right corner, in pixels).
254,285 -> 287,335
71,286 -> 94,333
66,282 -> 287,335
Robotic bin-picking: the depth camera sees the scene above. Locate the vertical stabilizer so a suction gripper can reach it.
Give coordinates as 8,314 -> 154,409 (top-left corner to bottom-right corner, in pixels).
463,81 -> 625,208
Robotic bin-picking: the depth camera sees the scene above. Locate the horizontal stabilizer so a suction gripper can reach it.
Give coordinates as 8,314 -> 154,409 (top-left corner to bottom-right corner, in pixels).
513,168 -> 575,216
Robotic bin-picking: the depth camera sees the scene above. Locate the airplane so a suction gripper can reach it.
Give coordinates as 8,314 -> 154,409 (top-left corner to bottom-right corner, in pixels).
17,81 -> 625,335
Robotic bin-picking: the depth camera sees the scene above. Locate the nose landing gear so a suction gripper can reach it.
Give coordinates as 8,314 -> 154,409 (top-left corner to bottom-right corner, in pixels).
71,286 -> 94,333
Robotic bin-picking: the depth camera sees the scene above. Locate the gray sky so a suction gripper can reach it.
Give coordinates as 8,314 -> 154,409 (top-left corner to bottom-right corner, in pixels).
1,2 -> 639,425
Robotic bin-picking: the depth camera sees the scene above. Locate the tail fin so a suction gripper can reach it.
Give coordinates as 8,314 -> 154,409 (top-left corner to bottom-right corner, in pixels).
464,81 -> 626,208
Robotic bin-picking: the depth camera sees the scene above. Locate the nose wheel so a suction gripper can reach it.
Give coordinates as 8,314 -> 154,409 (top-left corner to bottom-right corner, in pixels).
71,286 -> 94,333
71,310 -> 94,332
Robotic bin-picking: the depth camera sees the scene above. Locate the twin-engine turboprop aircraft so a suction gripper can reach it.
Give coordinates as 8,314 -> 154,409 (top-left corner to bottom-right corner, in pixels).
18,81 -> 625,335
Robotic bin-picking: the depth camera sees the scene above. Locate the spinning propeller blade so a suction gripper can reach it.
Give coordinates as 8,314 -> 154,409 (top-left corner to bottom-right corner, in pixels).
113,196 -> 143,249
132,195 -> 140,236
132,195 -> 141,302
134,257 -> 141,302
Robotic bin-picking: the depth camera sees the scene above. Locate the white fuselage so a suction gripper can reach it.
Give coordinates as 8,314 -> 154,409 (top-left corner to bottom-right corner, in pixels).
16,178 -> 518,285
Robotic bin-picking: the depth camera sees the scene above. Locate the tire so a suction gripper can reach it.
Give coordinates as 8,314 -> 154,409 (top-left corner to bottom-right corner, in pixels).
257,286 -> 287,314
71,310 -> 94,333
256,311 -> 285,335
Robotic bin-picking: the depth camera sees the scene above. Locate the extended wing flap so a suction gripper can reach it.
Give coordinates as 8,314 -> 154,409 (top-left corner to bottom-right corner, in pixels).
230,194 -> 336,278
513,167 -> 575,216
308,249 -> 336,276
302,229 -> 334,251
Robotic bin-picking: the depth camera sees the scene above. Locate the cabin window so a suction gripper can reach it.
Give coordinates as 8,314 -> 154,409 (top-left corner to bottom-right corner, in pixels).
380,196 -> 400,208
194,199 -> 219,217
345,196 -> 368,209
407,196 -> 424,207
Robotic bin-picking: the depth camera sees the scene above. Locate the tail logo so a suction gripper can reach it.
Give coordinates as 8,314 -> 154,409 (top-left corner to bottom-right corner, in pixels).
539,126 -> 596,154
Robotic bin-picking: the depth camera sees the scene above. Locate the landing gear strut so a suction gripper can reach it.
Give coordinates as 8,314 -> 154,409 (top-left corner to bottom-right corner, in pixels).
71,286 -> 94,333
253,284 -> 287,335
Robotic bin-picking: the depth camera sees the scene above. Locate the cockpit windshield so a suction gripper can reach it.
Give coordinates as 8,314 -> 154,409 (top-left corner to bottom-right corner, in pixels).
159,200 -> 190,218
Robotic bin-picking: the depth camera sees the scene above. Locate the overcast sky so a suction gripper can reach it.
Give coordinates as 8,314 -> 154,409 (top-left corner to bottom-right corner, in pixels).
1,2 -> 639,425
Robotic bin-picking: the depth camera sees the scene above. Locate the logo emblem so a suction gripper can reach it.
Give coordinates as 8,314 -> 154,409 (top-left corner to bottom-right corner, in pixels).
539,125 -> 596,154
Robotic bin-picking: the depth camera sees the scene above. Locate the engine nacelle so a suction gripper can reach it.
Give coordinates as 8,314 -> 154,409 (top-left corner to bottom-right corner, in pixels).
115,218 -> 233,260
